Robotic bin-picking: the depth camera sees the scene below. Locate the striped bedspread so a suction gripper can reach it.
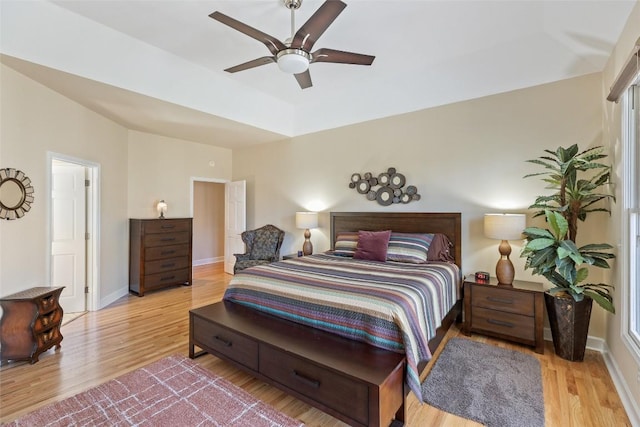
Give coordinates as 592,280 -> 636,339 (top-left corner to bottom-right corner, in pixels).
223,253 -> 460,400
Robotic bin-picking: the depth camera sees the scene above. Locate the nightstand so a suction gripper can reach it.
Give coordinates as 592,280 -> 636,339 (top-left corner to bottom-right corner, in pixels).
463,276 -> 545,354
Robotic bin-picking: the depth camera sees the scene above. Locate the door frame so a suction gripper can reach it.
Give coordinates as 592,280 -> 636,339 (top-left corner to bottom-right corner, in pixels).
46,152 -> 100,312
189,177 -> 228,218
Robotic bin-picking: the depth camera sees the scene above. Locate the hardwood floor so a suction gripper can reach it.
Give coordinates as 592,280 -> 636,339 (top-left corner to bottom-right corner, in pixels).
0,263 -> 631,426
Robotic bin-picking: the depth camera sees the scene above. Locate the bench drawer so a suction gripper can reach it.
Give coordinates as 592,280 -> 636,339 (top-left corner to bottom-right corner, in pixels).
260,345 -> 369,425
192,316 -> 258,371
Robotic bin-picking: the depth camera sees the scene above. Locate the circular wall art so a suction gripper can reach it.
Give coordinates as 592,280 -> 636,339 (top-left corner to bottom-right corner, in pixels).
0,168 -> 34,220
347,167 -> 420,206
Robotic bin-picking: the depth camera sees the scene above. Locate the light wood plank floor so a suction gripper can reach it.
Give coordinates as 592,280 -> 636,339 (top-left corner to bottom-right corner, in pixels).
0,263 -> 631,426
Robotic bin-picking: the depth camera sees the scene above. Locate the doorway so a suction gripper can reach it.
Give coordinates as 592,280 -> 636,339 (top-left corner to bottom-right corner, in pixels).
190,178 -> 246,275
48,153 -> 99,312
192,181 -> 225,266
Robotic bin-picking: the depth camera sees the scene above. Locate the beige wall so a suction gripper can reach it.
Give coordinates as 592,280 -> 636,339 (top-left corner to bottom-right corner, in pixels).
234,73 -> 605,328
602,0 -> 640,421
1,66 -> 234,308
193,181 -> 225,264
127,130 -> 232,219
0,64 -> 129,306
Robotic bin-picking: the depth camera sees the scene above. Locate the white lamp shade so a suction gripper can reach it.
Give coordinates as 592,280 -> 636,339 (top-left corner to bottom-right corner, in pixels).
484,213 -> 526,241
296,212 -> 318,229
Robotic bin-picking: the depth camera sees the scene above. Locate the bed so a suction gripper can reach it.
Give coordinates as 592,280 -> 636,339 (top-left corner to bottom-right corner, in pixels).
190,212 -> 462,427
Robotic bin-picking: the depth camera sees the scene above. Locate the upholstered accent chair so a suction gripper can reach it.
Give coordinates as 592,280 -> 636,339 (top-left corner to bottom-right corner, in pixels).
233,224 -> 285,274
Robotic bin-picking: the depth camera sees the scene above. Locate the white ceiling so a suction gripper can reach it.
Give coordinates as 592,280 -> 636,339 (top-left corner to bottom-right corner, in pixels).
1,0 -> 636,148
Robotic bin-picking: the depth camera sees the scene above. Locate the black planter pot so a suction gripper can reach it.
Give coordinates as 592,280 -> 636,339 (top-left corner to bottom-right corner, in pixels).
544,292 -> 593,361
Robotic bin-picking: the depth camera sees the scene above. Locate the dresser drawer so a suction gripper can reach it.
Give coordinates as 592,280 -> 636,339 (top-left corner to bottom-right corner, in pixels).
36,327 -> 62,349
145,244 -> 190,261
471,306 -> 535,341
260,345 -> 369,425
144,268 -> 190,289
33,309 -> 63,333
144,232 -> 190,248
144,257 -> 190,275
192,316 -> 258,370
35,293 -> 60,315
472,286 -> 534,316
144,219 -> 192,234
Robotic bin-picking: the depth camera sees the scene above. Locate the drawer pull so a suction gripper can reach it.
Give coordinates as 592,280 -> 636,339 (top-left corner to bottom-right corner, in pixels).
161,263 -> 176,268
160,237 -> 176,242
161,225 -> 176,229
214,335 -> 232,347
161,250 -> 176,255
487,318 -> 515,328
160,275 -> 176,281
487,296 -> 514,305
292,370 -> 321,388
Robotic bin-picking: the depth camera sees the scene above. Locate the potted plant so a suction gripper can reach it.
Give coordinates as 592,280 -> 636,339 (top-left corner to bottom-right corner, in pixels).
520,144 -> 615,361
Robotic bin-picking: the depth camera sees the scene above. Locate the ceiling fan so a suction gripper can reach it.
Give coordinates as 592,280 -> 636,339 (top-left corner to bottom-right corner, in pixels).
209,0 -> 375,89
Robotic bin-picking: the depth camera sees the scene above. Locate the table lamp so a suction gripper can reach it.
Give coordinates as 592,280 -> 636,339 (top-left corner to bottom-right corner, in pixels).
296,212 -> 318,255
484,213 -> 526,286
156,200 -> 167,219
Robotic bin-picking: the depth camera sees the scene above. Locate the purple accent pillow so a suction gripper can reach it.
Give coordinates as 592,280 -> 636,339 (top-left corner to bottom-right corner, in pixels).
354,230 -> 391,262
427,233 -> 455,262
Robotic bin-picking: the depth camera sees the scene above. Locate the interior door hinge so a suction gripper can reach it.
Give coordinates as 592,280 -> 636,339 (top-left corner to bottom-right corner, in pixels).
85,179 -> 90,187
85,286 -> 89,294
85,232 -> 90,240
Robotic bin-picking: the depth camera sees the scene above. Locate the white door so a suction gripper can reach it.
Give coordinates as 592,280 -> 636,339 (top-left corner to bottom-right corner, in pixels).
51,161 -> 86,312
224,180 -> 246,274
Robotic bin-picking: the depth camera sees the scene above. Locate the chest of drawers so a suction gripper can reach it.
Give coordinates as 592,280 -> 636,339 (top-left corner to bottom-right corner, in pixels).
129,218 -> 192,296
463,276 -> 545,354
0,286 -> 65,365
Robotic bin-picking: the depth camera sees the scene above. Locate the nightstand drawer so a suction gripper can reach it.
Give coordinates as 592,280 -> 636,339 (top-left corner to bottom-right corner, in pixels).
472,307 -> 535,341
472,286 -> 535,316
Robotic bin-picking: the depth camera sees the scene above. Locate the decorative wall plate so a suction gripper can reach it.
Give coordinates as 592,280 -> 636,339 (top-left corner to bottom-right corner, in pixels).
0,168 -> 34,220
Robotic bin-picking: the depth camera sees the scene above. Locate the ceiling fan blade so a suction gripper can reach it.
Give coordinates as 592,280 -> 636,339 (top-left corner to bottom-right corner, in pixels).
294,70 -> 313,89
210,11 -> 286,56
224,56 -> 276,73
311,48 -> 375,65
291,0 -> 347,51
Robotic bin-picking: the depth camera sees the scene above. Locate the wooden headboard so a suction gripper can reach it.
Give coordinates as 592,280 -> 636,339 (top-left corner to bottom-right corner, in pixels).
329,212 -> 462,268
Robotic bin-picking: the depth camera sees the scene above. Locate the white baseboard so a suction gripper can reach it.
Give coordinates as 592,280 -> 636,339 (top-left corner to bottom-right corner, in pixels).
98,286 -> 129,310
601,344 -> 640,427
193,257 -> 223,266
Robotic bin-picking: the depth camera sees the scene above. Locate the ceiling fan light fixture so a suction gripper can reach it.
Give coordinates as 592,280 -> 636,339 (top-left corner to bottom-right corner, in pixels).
277,49 -> 311,74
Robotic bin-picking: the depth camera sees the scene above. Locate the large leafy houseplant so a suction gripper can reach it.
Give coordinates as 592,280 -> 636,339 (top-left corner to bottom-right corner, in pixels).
520,144 -> 616,360
521,210 -> 615,312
